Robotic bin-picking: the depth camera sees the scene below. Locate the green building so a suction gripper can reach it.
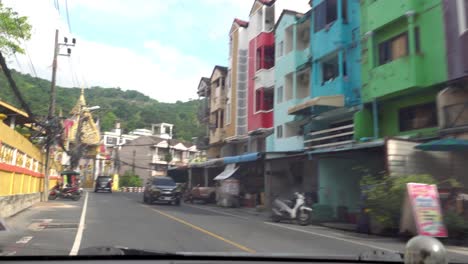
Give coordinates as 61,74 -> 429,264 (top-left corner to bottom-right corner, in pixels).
355,0 -> 448,140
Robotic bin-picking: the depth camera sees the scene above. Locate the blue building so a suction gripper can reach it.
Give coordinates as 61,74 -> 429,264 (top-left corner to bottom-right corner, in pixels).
288,0 -> 361,150
267,9 -> 311,152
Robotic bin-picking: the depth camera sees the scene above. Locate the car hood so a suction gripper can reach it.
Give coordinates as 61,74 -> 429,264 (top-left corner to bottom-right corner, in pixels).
78,246 -> 404,262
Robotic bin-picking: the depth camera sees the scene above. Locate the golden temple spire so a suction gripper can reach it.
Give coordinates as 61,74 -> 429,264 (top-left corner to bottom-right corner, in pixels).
71,87 -> 87,115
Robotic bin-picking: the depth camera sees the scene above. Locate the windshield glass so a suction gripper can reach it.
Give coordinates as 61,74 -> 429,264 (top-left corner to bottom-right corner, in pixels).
153,178 -> 176,187
1,0 -> 468,262
97,177 -> 111,182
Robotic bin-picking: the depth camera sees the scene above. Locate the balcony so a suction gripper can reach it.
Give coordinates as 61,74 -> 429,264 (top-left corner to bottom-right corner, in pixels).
304,123 -> 354,150
365,0 -> 417,31
254,68 -> 274,90
362,55 -> 423,102
312,22 -> 347,59
295,47 -> 311,69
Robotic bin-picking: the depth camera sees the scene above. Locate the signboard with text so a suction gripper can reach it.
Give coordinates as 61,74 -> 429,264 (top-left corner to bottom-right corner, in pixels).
407,183 -> 447,237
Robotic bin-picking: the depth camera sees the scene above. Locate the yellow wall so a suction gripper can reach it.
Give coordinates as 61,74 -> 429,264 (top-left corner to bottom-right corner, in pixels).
0,120 -> 59,196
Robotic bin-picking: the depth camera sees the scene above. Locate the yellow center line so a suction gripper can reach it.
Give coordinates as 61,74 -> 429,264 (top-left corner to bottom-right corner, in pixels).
142,205 -> 256,253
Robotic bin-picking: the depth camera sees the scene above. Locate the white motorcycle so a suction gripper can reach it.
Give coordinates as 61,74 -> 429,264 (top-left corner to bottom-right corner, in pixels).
271,192 -> 312,226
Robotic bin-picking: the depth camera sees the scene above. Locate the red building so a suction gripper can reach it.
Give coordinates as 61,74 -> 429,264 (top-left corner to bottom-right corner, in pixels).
246,0 -> 275,151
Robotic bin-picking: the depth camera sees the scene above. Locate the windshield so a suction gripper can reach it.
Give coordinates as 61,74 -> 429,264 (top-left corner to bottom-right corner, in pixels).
0,0 -> 467,262
153,178 -> 176,187
97,177 -> 111,182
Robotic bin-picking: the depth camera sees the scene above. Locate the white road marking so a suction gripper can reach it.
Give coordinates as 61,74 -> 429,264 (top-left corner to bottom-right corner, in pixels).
69,191 -> 89,256
15,236 -> 33,244
184,204 -> 250,221
264,222 -> 399,253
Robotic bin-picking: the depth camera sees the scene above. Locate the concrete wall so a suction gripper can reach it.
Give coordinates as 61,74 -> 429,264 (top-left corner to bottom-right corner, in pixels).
0,192 -> 41,218
317,149 -> 384,218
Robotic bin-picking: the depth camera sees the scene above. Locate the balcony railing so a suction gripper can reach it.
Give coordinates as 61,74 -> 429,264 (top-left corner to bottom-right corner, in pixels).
254,68 -> 274,90
304,124 -> 354,149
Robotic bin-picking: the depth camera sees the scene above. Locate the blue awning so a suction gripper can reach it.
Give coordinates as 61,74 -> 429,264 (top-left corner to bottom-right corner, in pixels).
223,152 -> 263,165
188,158 -> 224,168
415,138 -> 468,151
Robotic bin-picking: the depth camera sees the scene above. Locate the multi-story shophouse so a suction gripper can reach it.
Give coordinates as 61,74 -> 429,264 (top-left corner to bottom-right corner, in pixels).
222,19 -> 250,156
282,0 -> 373,222
208,66 -> 228,158
247,0 -> 276,152
196,77 -> 211,155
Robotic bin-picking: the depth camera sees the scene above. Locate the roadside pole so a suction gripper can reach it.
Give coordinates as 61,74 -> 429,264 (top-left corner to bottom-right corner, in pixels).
43,29 -> 59,202
43,30 -> 76,201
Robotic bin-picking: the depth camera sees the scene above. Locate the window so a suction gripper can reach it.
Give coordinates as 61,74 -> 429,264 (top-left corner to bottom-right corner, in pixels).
314,0 -> 337,32
263,88 -> 274,110
255,89 -> 262,112
277,41 -> 284,57
256,88 -> 274,112
415,27 -> 421,53
264,45 -> 275,69
106,136 -> 117,145
276,125 -> 283,138
378,32 -> 408,65
220,109 -> 224,128
322,55 -> 339,84
342,0 -> 348,23
214,111 -> 219,128
225,102 -> 231,125
277,86 -> 284,103
399,102 -> 437,132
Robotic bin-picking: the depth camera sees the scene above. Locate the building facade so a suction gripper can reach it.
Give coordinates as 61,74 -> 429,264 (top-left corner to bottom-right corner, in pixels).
207,66 -> 228,158
222,19 -> 250,156
247,0 -> 276,152
355,0 -> 447,140
268,10 -> 311,152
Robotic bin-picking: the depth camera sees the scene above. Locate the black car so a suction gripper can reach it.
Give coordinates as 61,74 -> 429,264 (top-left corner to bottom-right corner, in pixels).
94,176 -> 113,193
143,177 -> 181,205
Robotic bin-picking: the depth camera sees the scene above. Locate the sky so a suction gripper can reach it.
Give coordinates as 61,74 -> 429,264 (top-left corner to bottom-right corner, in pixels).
3,0 -> 309,103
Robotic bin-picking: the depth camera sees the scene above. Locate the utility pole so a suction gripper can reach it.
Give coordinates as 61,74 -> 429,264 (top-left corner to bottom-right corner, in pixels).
132,150 -> 136,175
43,29 -> 76,201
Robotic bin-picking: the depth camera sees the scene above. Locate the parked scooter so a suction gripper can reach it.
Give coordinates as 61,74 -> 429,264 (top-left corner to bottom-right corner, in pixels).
49,184 -> 81,201
271,192 -> 312,225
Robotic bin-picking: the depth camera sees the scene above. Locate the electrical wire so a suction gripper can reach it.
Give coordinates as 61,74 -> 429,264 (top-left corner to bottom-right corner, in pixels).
64,0 -> 72,33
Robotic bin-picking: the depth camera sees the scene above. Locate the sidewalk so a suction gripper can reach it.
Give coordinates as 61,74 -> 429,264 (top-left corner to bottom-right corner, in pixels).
188,202 -> 468,252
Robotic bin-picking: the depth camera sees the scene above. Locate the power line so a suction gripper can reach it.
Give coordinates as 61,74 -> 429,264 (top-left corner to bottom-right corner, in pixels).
64,0 -> 72,33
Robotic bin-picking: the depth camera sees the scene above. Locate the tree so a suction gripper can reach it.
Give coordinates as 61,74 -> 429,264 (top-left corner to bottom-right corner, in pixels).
0,3 -> 32,55
100,111 -> 117,132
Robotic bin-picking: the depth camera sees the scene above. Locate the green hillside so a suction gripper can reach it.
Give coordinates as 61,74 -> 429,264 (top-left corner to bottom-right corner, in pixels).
0,70 -> 205,142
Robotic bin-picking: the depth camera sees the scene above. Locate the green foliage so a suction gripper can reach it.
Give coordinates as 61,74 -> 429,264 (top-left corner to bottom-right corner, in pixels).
0,3 -> 32,54
444,211 -> 468,240
361,174 -> 438,230
164,152 -> 173,163
119,171 -> 143,187
100,111 -> 117,132
1,70 -> 206,142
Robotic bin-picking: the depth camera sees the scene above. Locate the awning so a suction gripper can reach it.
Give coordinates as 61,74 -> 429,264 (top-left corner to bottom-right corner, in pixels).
415,138 -> 468,151
223,152 -> 263,165
288,95 -> 345,115
188,158 -> 224,168
213,163 -> 238,181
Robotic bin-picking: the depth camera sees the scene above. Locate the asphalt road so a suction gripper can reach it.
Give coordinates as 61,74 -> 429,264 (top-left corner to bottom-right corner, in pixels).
2,191 -> 468,262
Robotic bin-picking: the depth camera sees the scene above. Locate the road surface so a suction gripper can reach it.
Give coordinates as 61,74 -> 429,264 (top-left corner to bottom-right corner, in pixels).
1,191 -> 468,262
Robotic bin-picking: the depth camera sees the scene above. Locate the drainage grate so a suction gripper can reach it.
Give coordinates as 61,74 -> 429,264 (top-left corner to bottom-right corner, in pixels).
42,223 -> 79,229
